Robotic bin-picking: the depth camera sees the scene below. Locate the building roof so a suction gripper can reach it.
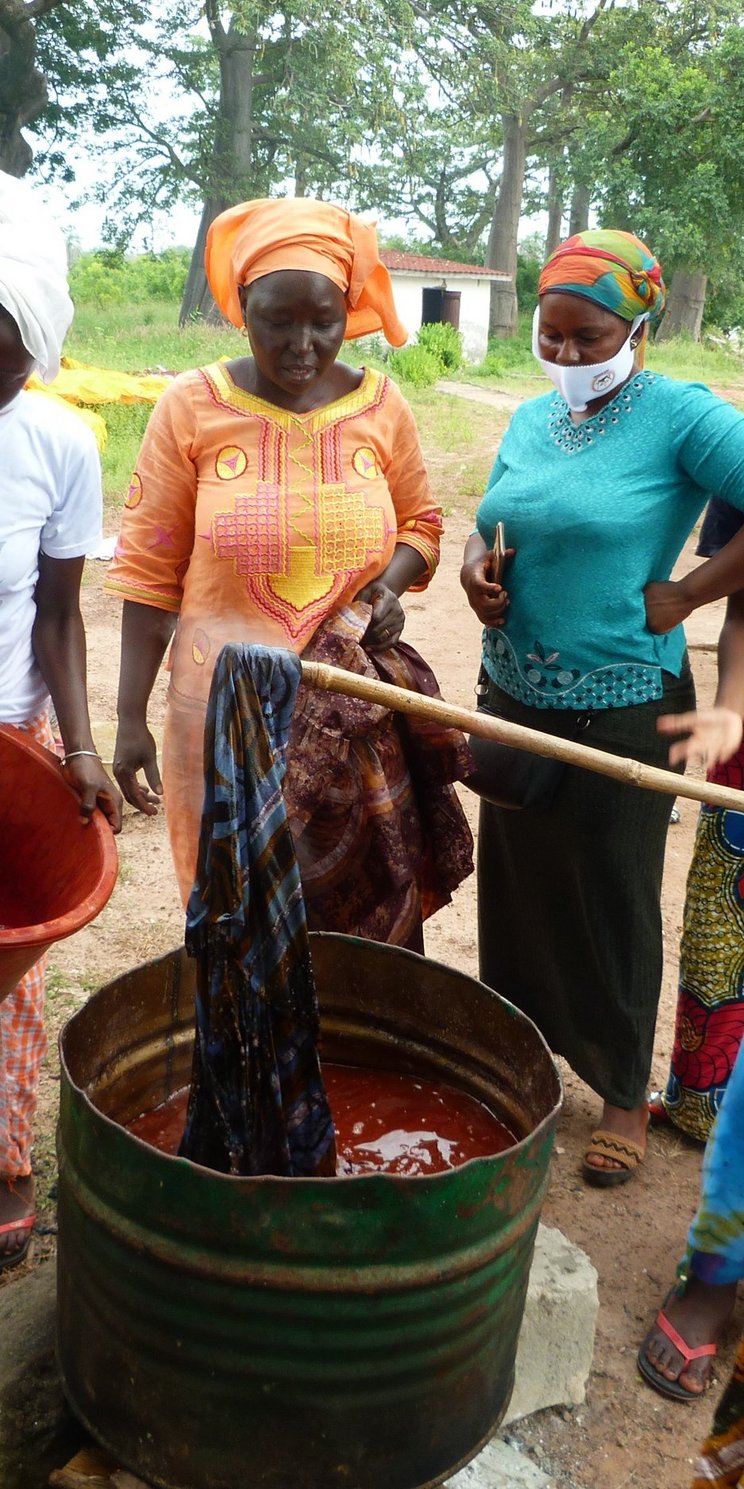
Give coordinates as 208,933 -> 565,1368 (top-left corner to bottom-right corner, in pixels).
380,250 -> 510,280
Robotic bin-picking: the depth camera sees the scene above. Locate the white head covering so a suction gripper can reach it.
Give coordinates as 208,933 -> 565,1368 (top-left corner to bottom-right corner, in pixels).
0,171 -> 73,383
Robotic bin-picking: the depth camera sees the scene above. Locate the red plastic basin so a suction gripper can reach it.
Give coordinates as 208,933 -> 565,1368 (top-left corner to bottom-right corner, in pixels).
0,724 -> 118,1002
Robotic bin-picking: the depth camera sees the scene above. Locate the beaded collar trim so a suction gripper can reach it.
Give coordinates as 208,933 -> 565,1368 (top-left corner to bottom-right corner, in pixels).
547,371 -> 658,453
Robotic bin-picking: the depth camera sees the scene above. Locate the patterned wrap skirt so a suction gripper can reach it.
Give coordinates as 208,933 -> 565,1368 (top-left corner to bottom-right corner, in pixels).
661,800 -> 744,1141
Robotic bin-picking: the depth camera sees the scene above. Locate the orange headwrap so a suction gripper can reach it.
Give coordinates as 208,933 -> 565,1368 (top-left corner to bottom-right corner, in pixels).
205,197 -> 407,346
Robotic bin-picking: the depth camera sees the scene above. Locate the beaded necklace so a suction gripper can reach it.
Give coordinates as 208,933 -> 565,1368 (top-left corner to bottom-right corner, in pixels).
547,370 -> 657,454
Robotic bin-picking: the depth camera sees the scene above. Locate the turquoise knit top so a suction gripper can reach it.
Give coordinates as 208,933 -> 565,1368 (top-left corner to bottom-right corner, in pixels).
475,372 -> 744,710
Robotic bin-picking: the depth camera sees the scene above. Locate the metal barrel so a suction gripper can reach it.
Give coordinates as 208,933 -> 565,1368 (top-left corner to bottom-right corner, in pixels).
57,934 -> 562,1489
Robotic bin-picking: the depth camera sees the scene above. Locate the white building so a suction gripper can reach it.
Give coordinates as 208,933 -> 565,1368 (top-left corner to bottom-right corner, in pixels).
381,251 -> 512,363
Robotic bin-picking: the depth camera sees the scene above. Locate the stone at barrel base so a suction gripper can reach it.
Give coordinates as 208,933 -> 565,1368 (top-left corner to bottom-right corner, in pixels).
0,1261 -> 84,1489
446,1437 -> 555,1488
504,1223 -> 599,1424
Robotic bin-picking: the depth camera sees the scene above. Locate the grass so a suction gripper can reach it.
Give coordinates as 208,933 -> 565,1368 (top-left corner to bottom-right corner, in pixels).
405,390 -> 505,520
67,299 -> 237,507
67,298 -> 236,373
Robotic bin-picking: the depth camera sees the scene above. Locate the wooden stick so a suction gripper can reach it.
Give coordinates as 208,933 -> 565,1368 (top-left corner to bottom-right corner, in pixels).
300,660 -> 744,813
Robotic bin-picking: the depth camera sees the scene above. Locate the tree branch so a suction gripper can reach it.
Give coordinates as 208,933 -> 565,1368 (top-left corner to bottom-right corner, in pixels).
23,0 -> 65,17
123,102 -> 203,189
204,0 -> 226,47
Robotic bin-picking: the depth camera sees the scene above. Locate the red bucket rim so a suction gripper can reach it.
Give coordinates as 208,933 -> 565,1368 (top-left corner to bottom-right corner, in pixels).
0,723 -> 118,948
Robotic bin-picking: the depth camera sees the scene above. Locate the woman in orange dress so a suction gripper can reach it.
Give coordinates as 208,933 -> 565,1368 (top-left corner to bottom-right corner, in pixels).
106,196 -> 472,944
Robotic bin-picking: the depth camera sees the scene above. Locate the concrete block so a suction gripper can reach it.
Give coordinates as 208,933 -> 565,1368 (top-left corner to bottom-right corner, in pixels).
504,1223 -> 598,1424
0,1261 -> 83,1489
446,1437 -> 554,1488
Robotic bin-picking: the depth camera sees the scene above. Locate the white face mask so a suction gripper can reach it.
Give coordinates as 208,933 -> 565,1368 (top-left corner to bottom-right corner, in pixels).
532,307 -> 647,413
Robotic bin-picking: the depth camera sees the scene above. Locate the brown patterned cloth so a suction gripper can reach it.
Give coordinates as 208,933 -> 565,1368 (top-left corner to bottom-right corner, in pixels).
285,604 -> 474,949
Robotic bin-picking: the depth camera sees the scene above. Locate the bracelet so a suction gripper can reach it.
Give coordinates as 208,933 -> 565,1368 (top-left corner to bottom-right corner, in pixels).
62,749 -> 101,764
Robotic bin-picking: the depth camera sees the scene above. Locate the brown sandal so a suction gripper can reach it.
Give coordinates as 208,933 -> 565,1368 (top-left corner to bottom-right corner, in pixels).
582,1128 -> 646,1187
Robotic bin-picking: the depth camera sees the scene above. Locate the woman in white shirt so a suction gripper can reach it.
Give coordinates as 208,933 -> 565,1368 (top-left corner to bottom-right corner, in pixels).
0,173 -> 120,1270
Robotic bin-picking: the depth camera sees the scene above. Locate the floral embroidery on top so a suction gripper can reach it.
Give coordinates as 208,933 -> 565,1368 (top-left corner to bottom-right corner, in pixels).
547,371 -> 658,454
524,639 -> 580,690
484,628 -> 662,709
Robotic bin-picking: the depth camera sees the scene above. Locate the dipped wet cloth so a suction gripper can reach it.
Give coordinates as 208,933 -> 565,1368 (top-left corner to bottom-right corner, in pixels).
179,643 -> 336,1177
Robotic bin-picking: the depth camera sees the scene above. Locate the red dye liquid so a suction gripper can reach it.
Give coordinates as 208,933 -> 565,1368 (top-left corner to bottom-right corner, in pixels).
127,1064 -> 516,1175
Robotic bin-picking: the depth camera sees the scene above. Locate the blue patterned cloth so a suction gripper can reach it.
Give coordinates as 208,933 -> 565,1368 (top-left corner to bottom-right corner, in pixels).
179,642 -> 336,1178
683,1036 -> 744,1286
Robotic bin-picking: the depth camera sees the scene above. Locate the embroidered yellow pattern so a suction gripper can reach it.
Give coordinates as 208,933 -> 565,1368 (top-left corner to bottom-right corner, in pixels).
215,446 -> 248,480
125,474 -> 143,509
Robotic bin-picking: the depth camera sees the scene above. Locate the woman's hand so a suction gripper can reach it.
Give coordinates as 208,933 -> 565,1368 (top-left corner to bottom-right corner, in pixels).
644,579 -> 694,635
356,581 -> 406,650
62,754 -> 123,832
657,707 -> 744,768
113,720 -> 164,816
460,553 -> 511,628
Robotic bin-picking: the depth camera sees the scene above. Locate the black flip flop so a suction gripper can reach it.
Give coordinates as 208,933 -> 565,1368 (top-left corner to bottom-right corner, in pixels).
637,1307 -> 716,1404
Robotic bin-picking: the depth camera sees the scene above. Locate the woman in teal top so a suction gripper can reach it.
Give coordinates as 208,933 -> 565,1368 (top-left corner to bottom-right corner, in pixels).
461,229 -> 744,1188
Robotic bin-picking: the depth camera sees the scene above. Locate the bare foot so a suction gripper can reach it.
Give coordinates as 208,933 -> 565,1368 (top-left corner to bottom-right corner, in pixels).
0,1175 -> 36,1264
584,1101 -> 648,1174
640,1277 -> 736,1395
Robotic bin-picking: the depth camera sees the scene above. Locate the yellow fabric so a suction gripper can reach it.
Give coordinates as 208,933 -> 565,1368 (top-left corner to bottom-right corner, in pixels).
205,197 -> 407,346
24,385 -> 108,450
26,362 -> 171,407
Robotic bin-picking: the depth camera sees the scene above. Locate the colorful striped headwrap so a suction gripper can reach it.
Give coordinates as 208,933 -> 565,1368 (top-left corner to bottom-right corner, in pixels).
538,229 -> 666,323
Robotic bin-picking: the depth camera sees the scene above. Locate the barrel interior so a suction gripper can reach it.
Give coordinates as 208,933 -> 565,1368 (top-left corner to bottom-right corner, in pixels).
63,934 -> 560,1142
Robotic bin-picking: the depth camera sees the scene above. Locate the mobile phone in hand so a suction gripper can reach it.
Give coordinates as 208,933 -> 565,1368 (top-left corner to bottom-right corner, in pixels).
492,521 -> 506,582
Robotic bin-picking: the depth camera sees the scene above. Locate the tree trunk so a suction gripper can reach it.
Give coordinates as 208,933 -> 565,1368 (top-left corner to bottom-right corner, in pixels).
294,155 -> 308,197
568,182 -> 590,236
0,0 -> 61,177
545,163 -> 564,257
485,112 -> 528,338
179,195 -> 230,324
179,18 -> 257,325
655,268 -> 707,343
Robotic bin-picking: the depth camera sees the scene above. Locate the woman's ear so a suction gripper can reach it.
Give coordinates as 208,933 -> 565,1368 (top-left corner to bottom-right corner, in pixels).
237,283 -> 248,321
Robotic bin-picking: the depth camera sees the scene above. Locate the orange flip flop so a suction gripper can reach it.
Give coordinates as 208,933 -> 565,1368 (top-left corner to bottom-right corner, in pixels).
0,1212 -> 35,1272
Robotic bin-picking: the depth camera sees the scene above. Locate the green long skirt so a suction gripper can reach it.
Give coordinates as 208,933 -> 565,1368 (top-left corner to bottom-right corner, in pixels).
477,660 -> 695,1109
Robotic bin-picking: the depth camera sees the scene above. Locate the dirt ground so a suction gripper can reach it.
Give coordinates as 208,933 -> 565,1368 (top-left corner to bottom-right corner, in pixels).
2,489 -> 734,1489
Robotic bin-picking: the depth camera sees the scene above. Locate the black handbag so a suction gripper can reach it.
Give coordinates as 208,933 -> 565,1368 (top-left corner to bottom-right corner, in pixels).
465,673 -> 588,811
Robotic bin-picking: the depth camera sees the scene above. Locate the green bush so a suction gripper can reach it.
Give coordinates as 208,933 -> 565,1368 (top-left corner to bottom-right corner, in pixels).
516,251 -> 541,308
704,279 -> 744,335
69,256 -> 127,306
345,333 -> 389,369
134,249 -> 191,300
416,320 -> 464,373
69,249 -> 191,309
388,344 -> 441,388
